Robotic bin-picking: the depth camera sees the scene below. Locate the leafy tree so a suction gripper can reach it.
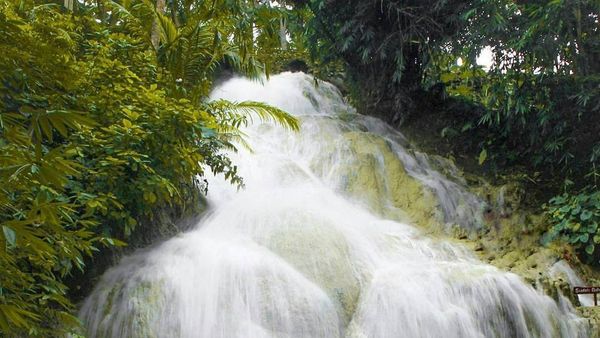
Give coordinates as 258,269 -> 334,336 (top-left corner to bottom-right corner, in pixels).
294,0 -> 471,121
0,0 -> 296,335
435,0 -> 600,185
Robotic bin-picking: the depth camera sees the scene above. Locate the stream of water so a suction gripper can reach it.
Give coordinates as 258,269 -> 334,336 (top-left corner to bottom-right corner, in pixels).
80,73 -> 590,337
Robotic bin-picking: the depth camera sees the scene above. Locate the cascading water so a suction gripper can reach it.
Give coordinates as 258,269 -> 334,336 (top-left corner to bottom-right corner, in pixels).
80,72 -> 590,337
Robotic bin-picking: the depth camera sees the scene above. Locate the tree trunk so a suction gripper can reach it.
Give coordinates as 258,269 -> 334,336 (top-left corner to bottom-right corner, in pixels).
279,17 -> 288,50
64,0 -> 74,11
151,0 -> 166,51
171,0 -> 180,27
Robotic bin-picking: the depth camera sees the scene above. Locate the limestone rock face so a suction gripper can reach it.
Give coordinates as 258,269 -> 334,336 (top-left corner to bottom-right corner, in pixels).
260,215 -> 361,325
578,307 -> 600,337
336,131 -> 440,227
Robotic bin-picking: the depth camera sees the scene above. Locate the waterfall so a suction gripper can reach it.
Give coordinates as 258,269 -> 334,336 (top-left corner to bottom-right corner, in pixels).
80,72 -> 589,337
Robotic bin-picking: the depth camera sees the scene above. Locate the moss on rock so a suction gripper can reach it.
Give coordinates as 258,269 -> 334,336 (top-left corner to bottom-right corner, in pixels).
340,131 -> 440,227
264,216 -> 361,325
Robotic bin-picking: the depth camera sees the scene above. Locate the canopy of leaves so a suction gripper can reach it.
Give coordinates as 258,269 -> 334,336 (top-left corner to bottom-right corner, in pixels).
297,0 -> 471,120
0,0 -> 296,335
433,0 -> 600,186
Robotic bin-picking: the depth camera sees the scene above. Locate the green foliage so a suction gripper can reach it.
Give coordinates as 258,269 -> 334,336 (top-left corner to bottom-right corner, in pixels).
0,0 -> 296,335
544,192 -> 600,264
296,0 -> 471,118
431,0 -> 600,186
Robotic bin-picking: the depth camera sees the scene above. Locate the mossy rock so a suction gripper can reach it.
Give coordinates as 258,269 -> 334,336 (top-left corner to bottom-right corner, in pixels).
340,131 -> 440,227
578,307 -> 600,338
260,215 -> 361,325
86,279 -> 169,338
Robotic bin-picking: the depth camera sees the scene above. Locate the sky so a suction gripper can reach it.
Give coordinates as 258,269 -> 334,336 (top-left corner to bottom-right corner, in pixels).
477,46 -> 494,69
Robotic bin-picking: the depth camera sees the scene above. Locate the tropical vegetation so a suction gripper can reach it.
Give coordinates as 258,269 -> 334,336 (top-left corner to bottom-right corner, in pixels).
0,0 -> 296,335
1,0 -> 599,335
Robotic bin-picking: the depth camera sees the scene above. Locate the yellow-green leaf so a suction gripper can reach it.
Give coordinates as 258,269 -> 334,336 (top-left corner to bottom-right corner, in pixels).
2,225 -> 16,248
478,148 -> 488,165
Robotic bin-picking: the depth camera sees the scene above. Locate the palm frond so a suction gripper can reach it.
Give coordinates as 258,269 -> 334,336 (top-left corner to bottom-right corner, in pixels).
208,100 -> 299,131
155,11 -> 179,45
216,127 -> 254,153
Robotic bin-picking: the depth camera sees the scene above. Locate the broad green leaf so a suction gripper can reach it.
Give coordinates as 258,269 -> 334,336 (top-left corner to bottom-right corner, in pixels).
478,148 -> 487,165
580,210 -> 593,221
2,226 -> 16,248
586,244 -> 595,255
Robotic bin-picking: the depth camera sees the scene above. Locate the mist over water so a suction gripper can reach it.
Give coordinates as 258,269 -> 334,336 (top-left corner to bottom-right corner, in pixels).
80,73 -> 589,337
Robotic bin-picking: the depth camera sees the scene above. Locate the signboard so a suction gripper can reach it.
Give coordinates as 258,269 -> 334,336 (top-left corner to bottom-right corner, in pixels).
573,286 -> 600,306
573,287 -> 600,294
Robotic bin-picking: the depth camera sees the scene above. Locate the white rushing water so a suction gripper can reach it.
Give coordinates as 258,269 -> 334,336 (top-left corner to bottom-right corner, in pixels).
80,73 -> 589,337
550,260 -> 595,307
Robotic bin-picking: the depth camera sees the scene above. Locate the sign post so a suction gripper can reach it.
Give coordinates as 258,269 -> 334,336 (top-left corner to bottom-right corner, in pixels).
573,286 -> 600,306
